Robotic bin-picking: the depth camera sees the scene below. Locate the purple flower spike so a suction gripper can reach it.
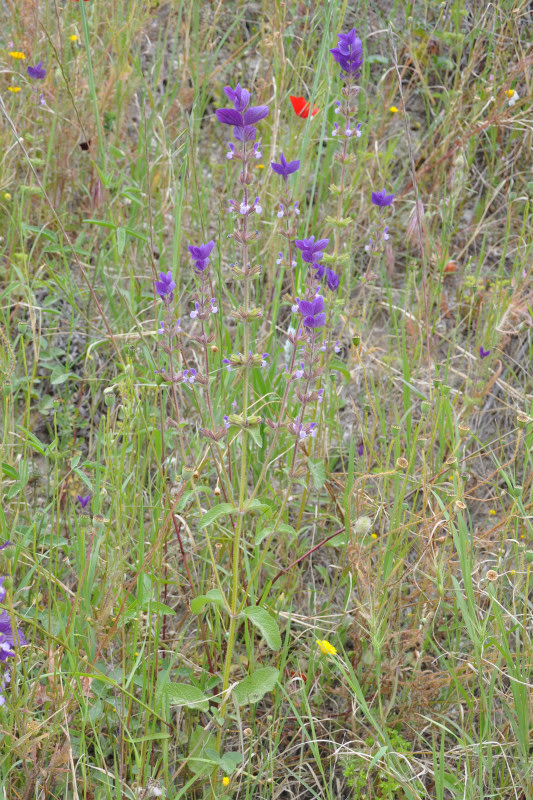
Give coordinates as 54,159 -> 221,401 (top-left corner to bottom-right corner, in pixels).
479,346 -> 490,359
188,240 -> 215,274
216,84 -> 269,142
0,610 -> 26,662
371,189 -> 395,208
77,495 -> 91,509
358,442 -> 364,456
155,270 -> 176,300
298,294 -> 326,330
330,29 -> 364,77
27,61 -> 46,80
294,235 -> 330,265
271,152 -> 300,179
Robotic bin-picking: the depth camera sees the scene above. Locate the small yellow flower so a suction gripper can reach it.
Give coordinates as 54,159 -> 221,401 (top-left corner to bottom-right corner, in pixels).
256,163 -> 265,169
489,509 -> 496,516
3,192 -> 11,200
8,87 -> 21,93
8,51 -> 26,59
371,532 -> 378,539
222,776 -> 230,787
70,34 -> 79,42
506,89 -> 514,97
316,639 -> 337,656
389,105 -> 399,113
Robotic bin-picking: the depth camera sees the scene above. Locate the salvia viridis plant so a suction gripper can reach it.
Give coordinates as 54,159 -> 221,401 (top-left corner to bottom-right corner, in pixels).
5,2 -> 533,798
150,26 -> 396,795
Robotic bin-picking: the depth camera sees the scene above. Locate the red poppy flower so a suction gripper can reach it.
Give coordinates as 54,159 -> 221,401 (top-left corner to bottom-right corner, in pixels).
290,95 -> 319,119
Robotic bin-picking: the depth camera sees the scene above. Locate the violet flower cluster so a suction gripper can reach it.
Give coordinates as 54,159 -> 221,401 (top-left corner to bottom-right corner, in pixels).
0,572 -> 27,706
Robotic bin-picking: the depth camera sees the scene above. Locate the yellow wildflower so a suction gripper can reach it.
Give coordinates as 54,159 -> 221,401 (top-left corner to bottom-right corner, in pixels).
371,533 -> 378,539
3,193 -> 11,200
489,509 -> 496,516
506,89 -> 514,97
8,87 -> 21,93
256,163 -> 265,169
9,51 -> 26,59
316,639 -> 337,656
222,777 -> 230,787
389,105 -> 399,113
70,34 -> 79,42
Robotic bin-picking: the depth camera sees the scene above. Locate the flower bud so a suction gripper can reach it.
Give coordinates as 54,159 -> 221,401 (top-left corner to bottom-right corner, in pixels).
103,388 -> 116,407
396,457 -> 408,469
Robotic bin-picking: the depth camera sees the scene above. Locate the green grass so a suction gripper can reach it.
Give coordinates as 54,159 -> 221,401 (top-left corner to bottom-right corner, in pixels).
1,0 -> 533,798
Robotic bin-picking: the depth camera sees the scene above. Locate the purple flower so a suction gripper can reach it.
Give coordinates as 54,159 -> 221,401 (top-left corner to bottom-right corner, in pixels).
371,189 -> 395,208
188,240 -> 215,274
216,83 -> 269,142
77,495 -> 91,509
298,294 -> 326,330
271,152 -> 300,179
0,610 -> 26,663
358,443 -> 364,456
224,83 -> 250,111
479,346 -> 490,359
294,235 -> 330,265
330,29 -> 364,77
155,270 -> 176,300
0,542 -> 11,552
326,269 -> 340,291
27,61 -> 46,80
0,578 -> 6,603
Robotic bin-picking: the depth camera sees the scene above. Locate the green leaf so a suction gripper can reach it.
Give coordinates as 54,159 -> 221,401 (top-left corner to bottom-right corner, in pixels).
241,606 -> 281,651
255,522 -> 296,546
308,458 -> 326,490
1,462 -> 18,480
219,751 -> 243,772
188,726 -> 218,775
245,499 -> 271,515
116,226 -> 126,256
198,503 -> 234,530
232,667 -> 279,706
165,682 -> 209,713
247,425 -> 263,448
190,588 -> 226,615
329,359 -> 351,381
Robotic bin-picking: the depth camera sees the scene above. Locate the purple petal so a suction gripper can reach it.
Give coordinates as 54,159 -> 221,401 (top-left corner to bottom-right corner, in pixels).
216,108 -> 244,126
243,105 -> 269,125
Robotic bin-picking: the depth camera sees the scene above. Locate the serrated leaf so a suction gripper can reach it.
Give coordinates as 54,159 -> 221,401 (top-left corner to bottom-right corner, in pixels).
233,667 -> 279,706
308,458 -> 326,490
241,606 -> 281,651
198,503 -> 234,530
190,588 -> 226,615
255,522 -> 296,546
165,682 -> 209,712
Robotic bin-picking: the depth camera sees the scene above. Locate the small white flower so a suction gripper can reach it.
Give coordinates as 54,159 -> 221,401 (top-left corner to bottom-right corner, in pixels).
508,89 -> 519,106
